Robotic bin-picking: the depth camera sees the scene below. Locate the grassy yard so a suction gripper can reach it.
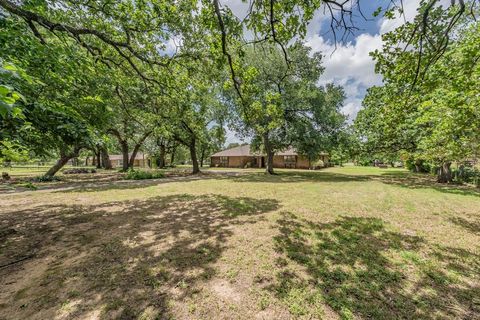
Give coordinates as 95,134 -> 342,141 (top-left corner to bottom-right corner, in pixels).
1,166 -> 57,177
1,165 -> 98,177
0,166 -> 479,319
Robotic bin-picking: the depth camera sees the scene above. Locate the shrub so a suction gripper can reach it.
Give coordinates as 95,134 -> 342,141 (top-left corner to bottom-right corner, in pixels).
32,175 -> 61,182
20,182 -> 38,190
356,159 -> 372,166
312,160 -> 325,168
63,168 -> 96,174
405,159 -> 432,173
124,169 -> 165,180
452,166 -> 480,185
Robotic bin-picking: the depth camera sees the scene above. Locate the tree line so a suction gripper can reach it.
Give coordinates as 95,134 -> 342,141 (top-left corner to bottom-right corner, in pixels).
355,4 -> 479,183
0,1 -> 476,179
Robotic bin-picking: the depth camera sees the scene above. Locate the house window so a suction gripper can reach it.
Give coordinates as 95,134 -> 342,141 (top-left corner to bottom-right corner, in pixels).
284,155 -> 296,168
220,156 -> 228,167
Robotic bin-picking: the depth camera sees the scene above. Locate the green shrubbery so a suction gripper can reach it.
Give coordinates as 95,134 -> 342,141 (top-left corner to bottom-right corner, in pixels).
405,159 -> 432,173
452,166 -> 480,186
124,169 -> 165,180
404,160 -> 480,186
63,168 -> 96,174
312,160 -> 325,168
32,175 -> 61,182
20,182 -> 38,190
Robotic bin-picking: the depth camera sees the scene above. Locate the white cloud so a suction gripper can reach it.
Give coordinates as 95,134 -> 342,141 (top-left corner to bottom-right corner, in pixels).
379,0 -> 450,34
342,99 -> 363,120
378,0 -> 420,34
220,0 -> 250,20
306,33 -> 383,119
162,37 -> 182,56
304,1 -> 437,120
220,0 -> 428,136
310,33 -> 383,87
225,127 -> 247,144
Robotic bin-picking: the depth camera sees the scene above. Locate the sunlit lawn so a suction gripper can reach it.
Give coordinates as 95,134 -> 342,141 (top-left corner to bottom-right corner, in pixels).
1,166 -> 56,177
0,166 -> 479,319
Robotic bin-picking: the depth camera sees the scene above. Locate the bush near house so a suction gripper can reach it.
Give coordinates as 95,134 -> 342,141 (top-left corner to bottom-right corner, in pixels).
124,169 -> 165,180
63,168 -> 97,174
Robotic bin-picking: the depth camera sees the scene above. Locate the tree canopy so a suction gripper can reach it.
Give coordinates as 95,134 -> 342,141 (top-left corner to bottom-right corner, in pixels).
1,0 -> 477,177
355,10 -> 479,182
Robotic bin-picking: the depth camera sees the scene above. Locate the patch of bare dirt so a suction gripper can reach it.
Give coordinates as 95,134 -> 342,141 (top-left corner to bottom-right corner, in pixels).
0,193 -> 279,319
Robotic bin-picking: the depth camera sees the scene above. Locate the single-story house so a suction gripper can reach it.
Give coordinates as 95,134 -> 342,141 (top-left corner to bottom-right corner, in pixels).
87,153 -> 148,168
110,153 -> 148,168
210,145 -> 329,169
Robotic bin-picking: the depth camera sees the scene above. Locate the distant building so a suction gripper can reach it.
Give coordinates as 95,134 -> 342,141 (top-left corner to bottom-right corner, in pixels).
210,144 -> 328,169
87,153 -> 148,168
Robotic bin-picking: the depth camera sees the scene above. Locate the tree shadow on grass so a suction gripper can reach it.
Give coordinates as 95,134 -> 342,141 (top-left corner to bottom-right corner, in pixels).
231,170 -> 480,197
8,167 -> 480,200
377,171 -> 480,197
36,174 -> 207,194
43,171 -> 371,194
230,171 -> 371,183
269,212 -> 480,319
230,170 -> 480,199
448,216 -> 480,235
0,194 -> 279,319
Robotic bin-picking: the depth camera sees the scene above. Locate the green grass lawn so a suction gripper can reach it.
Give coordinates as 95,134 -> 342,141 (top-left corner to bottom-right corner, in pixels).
1,165 -> 98,177
0,166 -> 479,319
1,166 -> 54,177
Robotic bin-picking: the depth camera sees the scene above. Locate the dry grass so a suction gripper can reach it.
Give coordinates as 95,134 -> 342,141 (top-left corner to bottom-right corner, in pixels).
0,166 -> 479,319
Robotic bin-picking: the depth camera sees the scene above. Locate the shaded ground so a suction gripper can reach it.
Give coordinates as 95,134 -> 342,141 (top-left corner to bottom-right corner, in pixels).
1,194 -> 279,319
272,213 -> 479,319
1,166 -> 479,319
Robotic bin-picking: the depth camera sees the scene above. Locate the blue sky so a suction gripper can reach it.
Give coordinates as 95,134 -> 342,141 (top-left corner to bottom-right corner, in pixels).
220,0 -> 422,144
316,0 -> 392,42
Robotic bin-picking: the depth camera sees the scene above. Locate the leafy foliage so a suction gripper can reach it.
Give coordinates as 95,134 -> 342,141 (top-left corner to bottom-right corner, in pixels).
0,59 -> 31,118
32,175 -> 61,182
124,169 -> 165,180
355,16 -> 480,182
1,0 -> 474,178
225,43 -> 346,173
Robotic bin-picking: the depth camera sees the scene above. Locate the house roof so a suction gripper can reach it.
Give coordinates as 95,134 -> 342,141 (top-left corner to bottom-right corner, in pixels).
211,145 -> 256,157
109,153 -> 146,161
211,145 -> 327,157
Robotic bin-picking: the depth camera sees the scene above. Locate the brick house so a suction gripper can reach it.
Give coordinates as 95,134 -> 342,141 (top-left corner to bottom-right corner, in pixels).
210,145 -> 329,169
87,153 -> 148,168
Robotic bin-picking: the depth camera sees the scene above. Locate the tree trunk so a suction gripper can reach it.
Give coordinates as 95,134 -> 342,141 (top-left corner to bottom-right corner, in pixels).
45,148 -> 80,177
85,156 -> 89,166
108,128 -> 129,171
129,144 -> 141,169
200,148 -> 205,168
263,133 -> 274,175
45,156 -> 71,177
95,149 -> 102,169
170,148 -> 176,165
128,131 -> 152,169
189,139 -> 200,174
414,159 -> 424,173
100,147 -> 112,170
437,162 -> 452,183
120,141 -> 129,171
157,145 -> 166,168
